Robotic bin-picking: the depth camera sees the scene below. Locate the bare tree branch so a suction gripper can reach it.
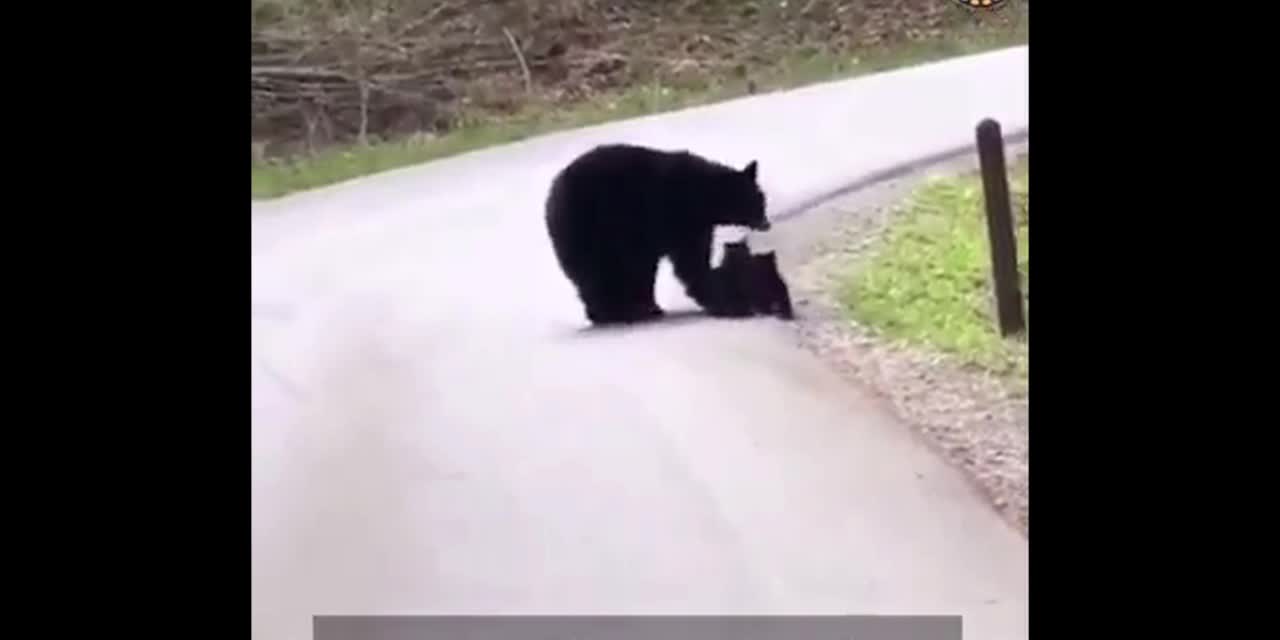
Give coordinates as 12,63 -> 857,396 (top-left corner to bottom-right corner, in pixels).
502,27 -> 533,95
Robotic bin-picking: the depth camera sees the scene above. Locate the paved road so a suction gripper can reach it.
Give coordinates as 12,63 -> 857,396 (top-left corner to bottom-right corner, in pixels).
252,47 -> 1029,640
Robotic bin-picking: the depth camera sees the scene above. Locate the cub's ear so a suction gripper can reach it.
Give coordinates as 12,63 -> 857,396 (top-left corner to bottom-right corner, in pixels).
742,160 -> 758,181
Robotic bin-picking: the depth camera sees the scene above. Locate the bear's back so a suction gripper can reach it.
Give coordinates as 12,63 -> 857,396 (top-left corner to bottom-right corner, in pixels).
558,144 -> 672,183
553,144 -> 737,194
547,145 -> 668,215
547,144 -> 733,232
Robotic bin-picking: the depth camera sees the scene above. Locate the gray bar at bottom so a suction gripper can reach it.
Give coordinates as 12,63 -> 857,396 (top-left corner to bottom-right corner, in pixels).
314,615 -> 962,640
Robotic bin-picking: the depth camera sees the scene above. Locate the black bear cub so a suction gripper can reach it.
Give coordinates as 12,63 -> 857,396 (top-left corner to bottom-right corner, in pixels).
544,143 -> 771,326
712,239 -> 795,320
748,252 -> 795,320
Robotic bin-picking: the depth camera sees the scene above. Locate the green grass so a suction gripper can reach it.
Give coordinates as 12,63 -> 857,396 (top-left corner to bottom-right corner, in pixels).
252,14 -> 1028,200
836,158 -> 1029,380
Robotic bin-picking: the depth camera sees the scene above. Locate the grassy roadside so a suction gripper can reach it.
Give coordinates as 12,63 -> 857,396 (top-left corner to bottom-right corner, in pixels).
835,157 -> 1029,381
251,17 -> 1027,200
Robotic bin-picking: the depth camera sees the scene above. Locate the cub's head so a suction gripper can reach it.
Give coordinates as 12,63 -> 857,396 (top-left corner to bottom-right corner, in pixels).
711,160 -> 770,231
722,239 -> 752,264
751,251 -> 778,269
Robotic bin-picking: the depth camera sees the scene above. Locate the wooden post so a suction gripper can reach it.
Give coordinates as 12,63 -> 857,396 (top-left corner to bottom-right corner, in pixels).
975,118 -> 1026,337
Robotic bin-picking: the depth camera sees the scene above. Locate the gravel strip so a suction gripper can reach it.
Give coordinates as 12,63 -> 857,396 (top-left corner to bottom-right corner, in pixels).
774,152 -> 1029,536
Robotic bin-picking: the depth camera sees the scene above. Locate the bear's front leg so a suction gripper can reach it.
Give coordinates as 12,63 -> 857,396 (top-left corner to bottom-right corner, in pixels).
670,231 -> 741,316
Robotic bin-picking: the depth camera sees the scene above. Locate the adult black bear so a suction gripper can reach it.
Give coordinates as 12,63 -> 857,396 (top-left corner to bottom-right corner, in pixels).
544,144 -> 771,326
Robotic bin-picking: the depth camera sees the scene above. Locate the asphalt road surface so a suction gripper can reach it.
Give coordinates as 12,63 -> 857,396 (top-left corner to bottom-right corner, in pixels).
252,47 -> 1029,640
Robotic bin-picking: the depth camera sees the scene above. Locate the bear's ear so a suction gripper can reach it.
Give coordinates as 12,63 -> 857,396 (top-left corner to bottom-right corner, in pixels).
742,160 -> 758,181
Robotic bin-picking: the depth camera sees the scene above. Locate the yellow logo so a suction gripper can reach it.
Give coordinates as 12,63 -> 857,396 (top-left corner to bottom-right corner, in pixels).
956,0 -> 1008,8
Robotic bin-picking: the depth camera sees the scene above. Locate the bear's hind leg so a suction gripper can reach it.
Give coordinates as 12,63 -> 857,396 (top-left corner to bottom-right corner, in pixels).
578,261 -> 654,326
568,266 -> 619,326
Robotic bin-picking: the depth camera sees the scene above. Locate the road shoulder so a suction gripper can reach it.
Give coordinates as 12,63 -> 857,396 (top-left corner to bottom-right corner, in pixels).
770,142 -> 1030,536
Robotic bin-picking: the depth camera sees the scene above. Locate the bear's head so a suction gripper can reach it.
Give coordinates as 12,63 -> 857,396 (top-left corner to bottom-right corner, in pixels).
710,161 -> 770,231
